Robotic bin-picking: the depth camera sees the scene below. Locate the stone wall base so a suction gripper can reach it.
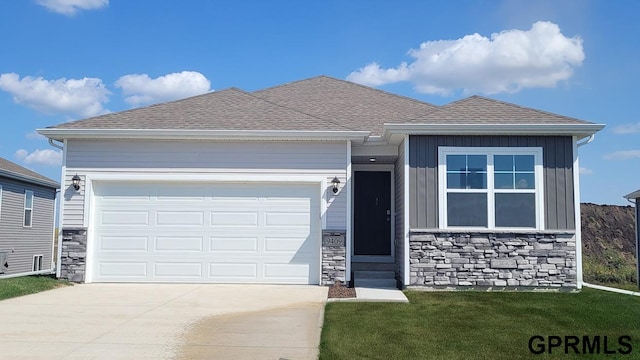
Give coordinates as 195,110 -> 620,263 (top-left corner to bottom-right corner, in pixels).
322,245 -> 346,285
60,228 -> 87,283
409,230 -> 577,289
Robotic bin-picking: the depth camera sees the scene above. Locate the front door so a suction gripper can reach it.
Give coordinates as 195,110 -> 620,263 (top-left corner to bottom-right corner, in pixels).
353,171 -> 391,257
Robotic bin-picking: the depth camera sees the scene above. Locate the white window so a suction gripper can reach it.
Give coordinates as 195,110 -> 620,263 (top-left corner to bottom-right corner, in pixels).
33,255 -> 43,271
438,147 -> 544,230
24,190 -> 33,227
0,185 -> 2,220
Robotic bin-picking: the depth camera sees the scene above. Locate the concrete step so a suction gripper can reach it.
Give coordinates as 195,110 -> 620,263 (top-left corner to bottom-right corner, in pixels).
354,271 -> 395,279
354,278 -> 398,289
351,262 -> 396,271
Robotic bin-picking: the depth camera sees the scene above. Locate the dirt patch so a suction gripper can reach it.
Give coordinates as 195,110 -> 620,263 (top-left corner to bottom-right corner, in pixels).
327,281 -> 356,298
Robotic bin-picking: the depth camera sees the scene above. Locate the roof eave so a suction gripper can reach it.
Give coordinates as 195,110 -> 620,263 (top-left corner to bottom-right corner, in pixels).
37,129 -> 371,143
0,169 -> 60,189
382,123 -> 606,141
623,189 -> 640,200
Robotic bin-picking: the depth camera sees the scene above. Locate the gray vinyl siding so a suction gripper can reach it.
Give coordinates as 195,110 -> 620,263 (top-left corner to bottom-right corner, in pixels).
63,140 -> 349,230
0,176 -> 55,275
394,138 -> 405,281
408,135 -> 575,230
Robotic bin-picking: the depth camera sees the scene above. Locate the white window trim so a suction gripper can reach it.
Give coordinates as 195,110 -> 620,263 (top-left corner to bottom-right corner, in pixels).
0,185 -> 2,220
23,190 -> 33,228
438,147 -> 545,230
32,254 -> 43,271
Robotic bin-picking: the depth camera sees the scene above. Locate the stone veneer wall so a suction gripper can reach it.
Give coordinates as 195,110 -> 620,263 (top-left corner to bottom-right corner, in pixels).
60,228 -> 88,282
321,245 -> 346,285
409,230 -> 577,289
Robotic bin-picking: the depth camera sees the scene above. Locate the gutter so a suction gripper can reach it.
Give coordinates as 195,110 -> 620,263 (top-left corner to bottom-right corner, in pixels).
0,268 -> 55,280
48,138 -> 64,150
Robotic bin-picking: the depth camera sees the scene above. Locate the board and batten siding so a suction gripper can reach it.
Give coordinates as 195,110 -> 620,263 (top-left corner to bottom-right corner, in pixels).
62,140 -> 349,230
408,135 -> 575,230
394,138 -> 406,281
0,177 -> 55,275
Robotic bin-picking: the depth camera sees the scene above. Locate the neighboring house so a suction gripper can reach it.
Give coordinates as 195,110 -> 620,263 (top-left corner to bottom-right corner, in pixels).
623,189 -> 640,289
0,157 -> 59,277
39,76 -> 604,289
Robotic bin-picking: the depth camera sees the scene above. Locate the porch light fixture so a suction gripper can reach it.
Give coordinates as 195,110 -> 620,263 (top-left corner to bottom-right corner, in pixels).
71,174 -> 81,191
331,176 -> 341,194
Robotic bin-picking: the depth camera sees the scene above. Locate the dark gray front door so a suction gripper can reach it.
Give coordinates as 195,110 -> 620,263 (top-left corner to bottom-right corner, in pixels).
354,171 -> 391,256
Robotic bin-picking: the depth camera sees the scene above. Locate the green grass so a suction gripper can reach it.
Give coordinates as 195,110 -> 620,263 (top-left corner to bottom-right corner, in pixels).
0,275 -> 69,300
320,289 -> 640,360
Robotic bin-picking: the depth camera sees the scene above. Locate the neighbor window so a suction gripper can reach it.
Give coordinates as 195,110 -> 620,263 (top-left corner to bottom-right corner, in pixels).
438,147 -> 543,229
24,190 -> 33,227
0,185 -> 2,220
33,255 -> 43,271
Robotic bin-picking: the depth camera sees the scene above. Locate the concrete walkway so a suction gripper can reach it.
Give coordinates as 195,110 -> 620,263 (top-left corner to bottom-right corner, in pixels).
327,287 -> 409,303
0,284 -> 327,360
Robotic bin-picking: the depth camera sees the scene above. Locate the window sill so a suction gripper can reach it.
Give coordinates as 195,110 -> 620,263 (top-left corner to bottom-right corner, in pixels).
410,228 -> 576,235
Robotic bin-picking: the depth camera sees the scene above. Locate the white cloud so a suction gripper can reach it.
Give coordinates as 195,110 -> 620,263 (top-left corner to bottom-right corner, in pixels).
347,21 -> 584,95
579,167 -> 593,175
115,71 -> 211,106
15,149 -> 63,166
25,131 -> 46,140
603,150 -> 640,160
612,122 -> 640,134
0,73 -> 109,117
36,0 -> 108,16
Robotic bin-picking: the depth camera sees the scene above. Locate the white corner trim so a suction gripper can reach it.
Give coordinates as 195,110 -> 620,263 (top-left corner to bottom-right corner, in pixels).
572,136 -> 583,289
56,139 -> 67,278
403,135 -> 410,286
346,141 -> 352,282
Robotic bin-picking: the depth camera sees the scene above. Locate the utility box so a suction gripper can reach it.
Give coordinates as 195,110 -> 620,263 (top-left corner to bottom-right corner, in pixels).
0,251 -> 8,274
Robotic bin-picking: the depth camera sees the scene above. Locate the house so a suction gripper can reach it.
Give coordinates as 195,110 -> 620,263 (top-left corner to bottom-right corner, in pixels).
623,189 -> 640,289
0,157 -> 59,277
38,76 -> 604,289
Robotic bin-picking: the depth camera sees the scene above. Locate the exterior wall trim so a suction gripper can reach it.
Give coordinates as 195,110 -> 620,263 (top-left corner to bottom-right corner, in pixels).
572,136 -> 583,289
345,141 -> 352,282
403,135 -> 410,285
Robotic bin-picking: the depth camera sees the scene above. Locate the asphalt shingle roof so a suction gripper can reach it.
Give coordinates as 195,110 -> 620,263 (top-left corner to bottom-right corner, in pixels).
408,95 -> 591,125
0,157 -> 59,188
253,76 -> 439,135
49,76 -> 595,135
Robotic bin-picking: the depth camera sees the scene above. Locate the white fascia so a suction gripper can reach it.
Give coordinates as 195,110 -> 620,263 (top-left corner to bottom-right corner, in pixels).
383,123 -> 605,141
37,128 -> 370,143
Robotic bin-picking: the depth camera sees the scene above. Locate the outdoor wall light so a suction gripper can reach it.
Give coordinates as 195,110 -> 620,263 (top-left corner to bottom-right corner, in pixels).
331,176 -> 341,194
71,174 -> 81,191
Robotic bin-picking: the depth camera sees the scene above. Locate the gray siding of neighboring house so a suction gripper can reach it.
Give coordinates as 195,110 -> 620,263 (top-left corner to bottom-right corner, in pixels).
408,135 -> 575,230
0,177 -> 56,275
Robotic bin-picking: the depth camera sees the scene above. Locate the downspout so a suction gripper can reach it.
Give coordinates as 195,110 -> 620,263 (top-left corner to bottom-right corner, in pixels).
577,134 -> 595,148
573,133 -> 596,290
48,138 -> 64,150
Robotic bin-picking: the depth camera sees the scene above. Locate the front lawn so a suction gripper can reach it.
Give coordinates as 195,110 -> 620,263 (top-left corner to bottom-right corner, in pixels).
320,289 -> 640,359
0,276 -> 69,300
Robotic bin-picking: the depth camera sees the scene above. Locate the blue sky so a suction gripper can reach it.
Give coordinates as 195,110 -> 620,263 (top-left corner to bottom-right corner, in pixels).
0,0 -> 638,205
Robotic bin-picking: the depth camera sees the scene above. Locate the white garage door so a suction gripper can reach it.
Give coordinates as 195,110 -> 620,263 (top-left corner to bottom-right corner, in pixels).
91,182 -> 320,284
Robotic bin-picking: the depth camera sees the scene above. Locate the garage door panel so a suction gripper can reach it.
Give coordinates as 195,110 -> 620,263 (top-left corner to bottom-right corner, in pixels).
92,182 -> 320,284
99,236 -> 149,251
154,236 -> 204,252
154,262 -> 203,278
210,212 -> 259,226
209,263 -> 258,279
101,211 -> 149,226
156,211 -> 204,226
209,237 -> 258,252
99,262 -> 147,277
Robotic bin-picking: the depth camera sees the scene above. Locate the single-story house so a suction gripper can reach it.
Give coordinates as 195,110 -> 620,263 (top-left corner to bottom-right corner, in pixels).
0,157 -> 59,277
39,76 -> 604,289
623,189 -> 640,289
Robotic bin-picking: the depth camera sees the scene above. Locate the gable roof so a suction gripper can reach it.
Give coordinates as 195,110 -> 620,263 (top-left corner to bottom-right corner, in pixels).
0,157 -> 59,189
253,76 -> 438,135
408,95 -> 591,125
624,189 -> 640,200
40,76 -> 603,141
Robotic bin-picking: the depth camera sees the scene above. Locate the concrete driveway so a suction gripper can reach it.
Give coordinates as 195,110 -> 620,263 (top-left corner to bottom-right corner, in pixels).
0,284 -> 328,360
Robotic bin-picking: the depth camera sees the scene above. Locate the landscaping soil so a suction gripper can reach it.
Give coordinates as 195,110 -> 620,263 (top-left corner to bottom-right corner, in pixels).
327,283 -> 356,298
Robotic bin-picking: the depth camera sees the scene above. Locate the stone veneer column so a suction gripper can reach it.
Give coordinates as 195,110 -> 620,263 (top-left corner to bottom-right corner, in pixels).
321,246 -> 346,285
409,231 -> 577,290
60,228 -> 87,282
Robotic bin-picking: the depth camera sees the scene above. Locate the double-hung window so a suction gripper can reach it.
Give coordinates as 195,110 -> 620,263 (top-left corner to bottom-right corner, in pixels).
438,147 -> 544,229
24,190 -> 33,227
